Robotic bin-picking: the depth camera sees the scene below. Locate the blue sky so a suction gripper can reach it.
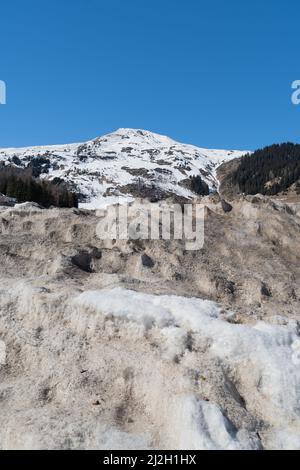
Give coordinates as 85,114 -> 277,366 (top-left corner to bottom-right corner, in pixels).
0,0 -> 299,150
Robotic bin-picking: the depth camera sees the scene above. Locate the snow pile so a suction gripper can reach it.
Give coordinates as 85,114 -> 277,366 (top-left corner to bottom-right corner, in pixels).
167,395 -> 255,450
77,288 -> 220,330
75,287 -> 300,450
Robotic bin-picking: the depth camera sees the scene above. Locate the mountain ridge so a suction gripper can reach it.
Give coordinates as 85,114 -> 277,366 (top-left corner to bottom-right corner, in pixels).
0,128 -> 247,208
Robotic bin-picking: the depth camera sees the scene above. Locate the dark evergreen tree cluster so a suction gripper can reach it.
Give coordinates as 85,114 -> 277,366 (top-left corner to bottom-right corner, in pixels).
190,175 -> 210,196
0,165 -> 78,208
232,143 -> 300,196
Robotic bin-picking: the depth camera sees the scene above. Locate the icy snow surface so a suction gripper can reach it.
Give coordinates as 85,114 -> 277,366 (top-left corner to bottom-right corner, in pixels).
75,287 -> 300,450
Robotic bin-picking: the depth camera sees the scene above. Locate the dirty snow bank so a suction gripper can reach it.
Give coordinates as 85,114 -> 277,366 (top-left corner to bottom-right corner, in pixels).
75,288 -> 300,450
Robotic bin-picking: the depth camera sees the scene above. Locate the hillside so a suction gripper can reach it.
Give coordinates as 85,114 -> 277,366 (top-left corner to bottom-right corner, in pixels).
218,143 -> 300,200
0,129 -> 246,208
1,134 -> 300,450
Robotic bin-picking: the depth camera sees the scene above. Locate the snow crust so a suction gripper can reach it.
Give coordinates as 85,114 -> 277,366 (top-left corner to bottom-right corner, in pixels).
75,287 -> 300,450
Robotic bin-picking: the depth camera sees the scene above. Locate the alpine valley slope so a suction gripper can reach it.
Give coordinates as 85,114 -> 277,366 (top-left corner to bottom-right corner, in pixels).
0,128 -> 246,208
1,130 -> 300,450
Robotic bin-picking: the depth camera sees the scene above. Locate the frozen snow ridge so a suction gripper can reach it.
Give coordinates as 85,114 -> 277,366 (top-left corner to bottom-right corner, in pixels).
75,287 -> 300,450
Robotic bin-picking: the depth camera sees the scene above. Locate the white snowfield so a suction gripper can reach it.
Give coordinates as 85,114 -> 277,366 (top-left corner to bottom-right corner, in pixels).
75,288 -> 300,450
0,128 -> 247,208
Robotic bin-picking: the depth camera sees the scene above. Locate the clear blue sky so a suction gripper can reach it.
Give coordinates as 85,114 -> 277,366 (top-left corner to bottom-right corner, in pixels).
0,0 -> 299,150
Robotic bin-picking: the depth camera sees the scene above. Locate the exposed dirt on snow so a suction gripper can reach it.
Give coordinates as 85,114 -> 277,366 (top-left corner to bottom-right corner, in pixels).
0,196 -> 299,449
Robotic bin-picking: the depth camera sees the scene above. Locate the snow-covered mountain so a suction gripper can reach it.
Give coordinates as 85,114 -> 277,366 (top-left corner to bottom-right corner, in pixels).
0,128 -> 247,208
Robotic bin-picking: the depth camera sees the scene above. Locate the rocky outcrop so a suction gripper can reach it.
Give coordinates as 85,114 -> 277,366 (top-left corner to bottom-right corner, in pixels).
0,193 -> 15,207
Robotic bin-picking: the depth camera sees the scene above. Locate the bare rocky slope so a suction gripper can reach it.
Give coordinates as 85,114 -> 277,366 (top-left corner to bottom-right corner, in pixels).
0,193 -> 300,449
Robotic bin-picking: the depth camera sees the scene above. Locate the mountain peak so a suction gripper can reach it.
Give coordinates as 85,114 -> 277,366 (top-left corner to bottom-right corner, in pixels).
0,130 -> 247,209
96,128 -> 176,147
